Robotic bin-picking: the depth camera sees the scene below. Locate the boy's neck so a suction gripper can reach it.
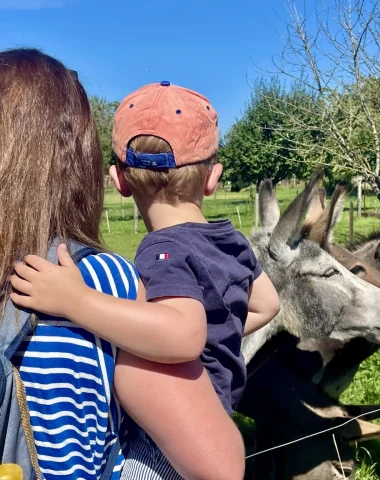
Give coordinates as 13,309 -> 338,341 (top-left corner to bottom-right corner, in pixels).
137,200 -> 208,232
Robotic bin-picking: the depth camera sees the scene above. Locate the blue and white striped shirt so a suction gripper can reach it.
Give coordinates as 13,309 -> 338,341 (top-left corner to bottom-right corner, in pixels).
13,252 -> 138,480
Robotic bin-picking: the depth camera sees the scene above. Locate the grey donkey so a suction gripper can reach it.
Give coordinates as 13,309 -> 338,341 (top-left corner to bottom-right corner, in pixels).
352,234 -> 380,273
242,171 -> 380,363
300,183 -> 380,398
239,172 -> 380,480
303,183 -> 380,289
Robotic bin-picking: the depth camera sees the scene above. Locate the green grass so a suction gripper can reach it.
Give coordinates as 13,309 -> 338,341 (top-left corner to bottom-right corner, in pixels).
101,184 -> 380,479
356,447 -> 380,480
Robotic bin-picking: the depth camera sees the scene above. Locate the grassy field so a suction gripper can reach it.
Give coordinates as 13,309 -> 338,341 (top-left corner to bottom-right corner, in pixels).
102,184 -> 380,479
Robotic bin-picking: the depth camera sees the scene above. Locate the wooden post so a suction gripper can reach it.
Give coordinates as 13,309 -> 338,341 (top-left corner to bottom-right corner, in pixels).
349,202 -> 354,247
237,207 -> 242,229
105,209 -> 111,234
357,176 -> 363,218
363,184 -> 366,211
134,202 -> 139,234
255,193 -> 259,231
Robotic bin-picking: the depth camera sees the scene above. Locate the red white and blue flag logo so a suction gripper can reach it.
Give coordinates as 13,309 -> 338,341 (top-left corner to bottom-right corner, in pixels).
156,253 -> 170,261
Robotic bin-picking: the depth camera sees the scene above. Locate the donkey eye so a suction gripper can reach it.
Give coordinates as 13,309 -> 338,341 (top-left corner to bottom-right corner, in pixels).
323,268 -> 339,278
350,265 -> 367,278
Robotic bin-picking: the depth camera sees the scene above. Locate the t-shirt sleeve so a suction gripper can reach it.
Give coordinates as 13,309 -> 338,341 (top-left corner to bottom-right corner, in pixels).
250,250 -> 263,281
243,248 -> 262,283
235,233 -> 263,283
135,241 -> 204,303
78,253 -> 139,300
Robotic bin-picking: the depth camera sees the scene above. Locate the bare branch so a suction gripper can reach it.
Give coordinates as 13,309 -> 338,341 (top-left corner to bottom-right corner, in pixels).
264,0 -> 380,189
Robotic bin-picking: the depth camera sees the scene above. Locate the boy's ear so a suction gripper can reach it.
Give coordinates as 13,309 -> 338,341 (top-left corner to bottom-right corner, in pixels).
204,163 -> 223,197
109,165 -> 133,198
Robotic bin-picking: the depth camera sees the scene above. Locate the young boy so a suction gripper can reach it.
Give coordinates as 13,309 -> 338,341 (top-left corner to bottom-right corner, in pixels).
11,82 -> 280,478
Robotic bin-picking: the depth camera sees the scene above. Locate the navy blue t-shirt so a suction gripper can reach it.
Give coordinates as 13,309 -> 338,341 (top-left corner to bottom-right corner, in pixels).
135,220 -> 262,414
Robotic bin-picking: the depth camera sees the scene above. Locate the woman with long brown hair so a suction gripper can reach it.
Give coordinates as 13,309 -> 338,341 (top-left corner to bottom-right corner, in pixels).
1,48 -> 244,480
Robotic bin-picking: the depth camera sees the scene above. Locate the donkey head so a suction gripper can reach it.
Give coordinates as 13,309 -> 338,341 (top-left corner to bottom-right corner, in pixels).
352,239 -> 380,273
243,173 -> 380,364
301,184 -> 380,287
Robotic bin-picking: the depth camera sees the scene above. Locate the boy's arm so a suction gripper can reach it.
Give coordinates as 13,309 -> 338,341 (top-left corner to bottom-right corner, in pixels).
73,287 -> 207,363
244,271 -> 280,336
10,245 -> 207,364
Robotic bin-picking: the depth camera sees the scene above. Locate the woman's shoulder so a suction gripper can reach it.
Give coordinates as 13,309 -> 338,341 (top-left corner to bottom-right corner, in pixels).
78,251 -> 139,300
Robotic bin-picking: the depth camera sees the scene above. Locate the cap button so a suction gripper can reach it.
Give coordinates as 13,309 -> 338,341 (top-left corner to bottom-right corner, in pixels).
160,81 -> 170,87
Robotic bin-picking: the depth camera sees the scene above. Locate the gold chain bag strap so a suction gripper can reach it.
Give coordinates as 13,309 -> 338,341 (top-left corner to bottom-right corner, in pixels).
13,367 -> 43,480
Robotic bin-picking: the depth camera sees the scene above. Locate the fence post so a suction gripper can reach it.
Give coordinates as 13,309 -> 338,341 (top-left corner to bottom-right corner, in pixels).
357,176 -> 363,218
134,202 -> 139,234
363,184 -> 366,211
254,192 -> 259,232
105,209 -> 111,234
349,202 -> 354,247
236,207 -> 242,229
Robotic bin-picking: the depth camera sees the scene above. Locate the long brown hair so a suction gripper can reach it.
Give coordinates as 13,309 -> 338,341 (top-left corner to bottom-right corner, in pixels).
0,49 -> 104,310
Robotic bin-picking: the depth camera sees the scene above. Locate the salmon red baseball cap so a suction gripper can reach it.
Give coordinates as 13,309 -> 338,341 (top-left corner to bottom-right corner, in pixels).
112,81 -> 219,169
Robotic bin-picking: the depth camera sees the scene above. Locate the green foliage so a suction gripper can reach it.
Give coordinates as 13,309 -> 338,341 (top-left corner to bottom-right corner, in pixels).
219,78 -> 320,189
90,96 -> 120,172
220,73 -> 380,191
232,412 -> 256,441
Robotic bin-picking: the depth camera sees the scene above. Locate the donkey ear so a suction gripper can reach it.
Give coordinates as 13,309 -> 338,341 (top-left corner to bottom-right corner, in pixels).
305,184 -> 346,247
374,242 -> 380,263
323,184 -> 346,246
304,187 -> 326,227
269,169 -> 323,262
258,179 -> 280,233
320,187 -> 327,210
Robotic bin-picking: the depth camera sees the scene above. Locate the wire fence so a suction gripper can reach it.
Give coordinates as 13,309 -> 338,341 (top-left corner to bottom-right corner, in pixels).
101,184 -> 380,241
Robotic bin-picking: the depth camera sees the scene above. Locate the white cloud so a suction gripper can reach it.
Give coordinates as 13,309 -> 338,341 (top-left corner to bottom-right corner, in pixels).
0,0 -> 64,9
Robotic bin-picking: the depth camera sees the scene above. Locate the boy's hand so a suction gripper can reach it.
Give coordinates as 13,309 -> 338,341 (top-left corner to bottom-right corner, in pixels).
10,244 -> 87,318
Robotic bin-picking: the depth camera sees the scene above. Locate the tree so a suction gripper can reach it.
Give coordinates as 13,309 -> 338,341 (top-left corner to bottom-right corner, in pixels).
269,0 -> 380,200
219,78 -> 317,189
90,96 -> 119,172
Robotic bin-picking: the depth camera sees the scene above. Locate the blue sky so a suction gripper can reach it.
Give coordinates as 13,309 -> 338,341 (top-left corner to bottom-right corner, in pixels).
0,0 -> 289,133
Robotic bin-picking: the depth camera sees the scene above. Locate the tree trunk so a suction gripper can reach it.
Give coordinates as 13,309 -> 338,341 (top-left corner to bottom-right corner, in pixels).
366,176 -> 380,201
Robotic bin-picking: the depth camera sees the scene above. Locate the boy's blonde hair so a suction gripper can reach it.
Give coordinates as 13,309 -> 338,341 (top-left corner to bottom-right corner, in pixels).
121,135 -> 215,206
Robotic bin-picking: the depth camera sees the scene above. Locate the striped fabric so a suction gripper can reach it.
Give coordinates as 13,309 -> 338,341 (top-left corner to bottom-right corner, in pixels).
12,252 -> 138,480
122,429 -> 183,480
